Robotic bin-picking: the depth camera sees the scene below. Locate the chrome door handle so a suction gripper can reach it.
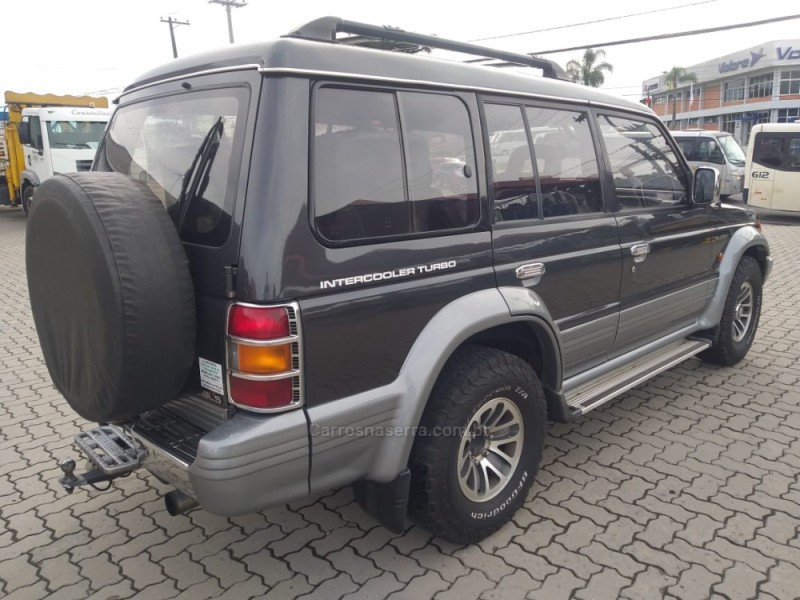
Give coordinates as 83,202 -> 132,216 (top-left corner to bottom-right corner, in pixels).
516,262 -> 546,281
630,243 -> 650,263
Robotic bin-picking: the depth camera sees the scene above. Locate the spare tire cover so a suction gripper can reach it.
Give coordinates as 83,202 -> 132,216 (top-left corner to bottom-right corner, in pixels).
26,173 -> 196,423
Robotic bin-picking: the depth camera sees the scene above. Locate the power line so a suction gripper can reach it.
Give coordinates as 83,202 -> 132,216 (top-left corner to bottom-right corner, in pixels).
470,0 -> 719,42
530,13 -> 800,55
161,16 -> 190,59
209,0 -> 247,44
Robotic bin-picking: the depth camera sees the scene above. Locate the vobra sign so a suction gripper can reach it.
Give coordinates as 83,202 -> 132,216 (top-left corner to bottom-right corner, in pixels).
777,46 -> 800,61
718,49 -> 766,74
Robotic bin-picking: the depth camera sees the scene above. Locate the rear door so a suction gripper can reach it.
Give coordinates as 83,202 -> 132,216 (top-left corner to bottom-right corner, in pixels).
486,99 -> 622,377
96,70 -> 263,410
595,111 -> 716,355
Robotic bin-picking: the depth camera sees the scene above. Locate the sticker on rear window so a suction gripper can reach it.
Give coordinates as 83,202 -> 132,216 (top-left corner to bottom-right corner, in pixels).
199,358 -> 225,395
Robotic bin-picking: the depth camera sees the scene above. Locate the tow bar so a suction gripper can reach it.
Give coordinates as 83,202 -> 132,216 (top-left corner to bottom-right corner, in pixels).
58,425 -> 145,493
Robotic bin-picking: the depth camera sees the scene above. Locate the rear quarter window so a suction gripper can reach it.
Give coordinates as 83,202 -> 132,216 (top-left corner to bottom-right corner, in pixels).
312,86 -> 479,243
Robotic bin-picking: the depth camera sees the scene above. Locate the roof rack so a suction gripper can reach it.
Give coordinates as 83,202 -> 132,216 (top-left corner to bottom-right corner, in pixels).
286,17 -> 570,82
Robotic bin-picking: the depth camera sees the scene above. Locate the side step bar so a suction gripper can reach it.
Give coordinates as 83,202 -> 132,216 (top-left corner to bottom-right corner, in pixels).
565,338 -> 710,415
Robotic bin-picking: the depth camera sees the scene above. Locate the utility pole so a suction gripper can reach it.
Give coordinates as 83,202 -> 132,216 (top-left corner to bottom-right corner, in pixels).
209,0 -> 247,44
160,16 -> 190,58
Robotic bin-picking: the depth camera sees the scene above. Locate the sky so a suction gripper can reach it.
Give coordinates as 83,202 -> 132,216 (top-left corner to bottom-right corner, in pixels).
1,0 -> 798,104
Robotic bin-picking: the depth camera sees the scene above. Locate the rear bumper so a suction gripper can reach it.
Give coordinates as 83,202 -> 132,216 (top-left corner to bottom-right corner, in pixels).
133,407 -> 310,517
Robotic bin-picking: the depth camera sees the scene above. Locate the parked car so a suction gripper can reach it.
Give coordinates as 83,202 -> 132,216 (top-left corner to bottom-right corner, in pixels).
672,129 -> 747,197
25,17 -> 771,545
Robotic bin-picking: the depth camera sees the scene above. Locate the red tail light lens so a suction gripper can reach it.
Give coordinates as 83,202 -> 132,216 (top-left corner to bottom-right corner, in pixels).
226,302 -> 301,413
229,376 -> 294,410
228,305 -> 290,339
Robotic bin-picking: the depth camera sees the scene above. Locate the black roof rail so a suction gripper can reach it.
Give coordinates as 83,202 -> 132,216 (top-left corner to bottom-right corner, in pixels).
286,16 -> 570,82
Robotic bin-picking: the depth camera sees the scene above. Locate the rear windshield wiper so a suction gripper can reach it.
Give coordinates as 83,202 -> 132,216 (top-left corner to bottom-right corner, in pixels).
173,116 -> 224,233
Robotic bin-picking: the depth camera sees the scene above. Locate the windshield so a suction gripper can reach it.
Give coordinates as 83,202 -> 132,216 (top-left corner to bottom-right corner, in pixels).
717,135 -> 746,165
97,88 -> 248,246
45,121 -> 106,149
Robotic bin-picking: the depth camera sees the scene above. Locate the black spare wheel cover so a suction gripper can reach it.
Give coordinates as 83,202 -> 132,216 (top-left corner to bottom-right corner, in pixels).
26,173 -> 196,423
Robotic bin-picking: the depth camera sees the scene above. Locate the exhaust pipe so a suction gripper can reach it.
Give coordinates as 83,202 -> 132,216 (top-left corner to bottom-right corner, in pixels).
164,490 -> 199,516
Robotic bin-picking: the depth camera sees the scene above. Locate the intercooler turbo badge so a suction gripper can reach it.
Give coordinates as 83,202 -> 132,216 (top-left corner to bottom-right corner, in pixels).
320,260 -> 457,289
199,358 -> 225,395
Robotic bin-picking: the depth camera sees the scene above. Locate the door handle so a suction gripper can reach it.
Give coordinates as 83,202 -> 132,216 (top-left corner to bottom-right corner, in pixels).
516,262 -> 546,281
630,243 -> 650,263
27,154 -> 32,166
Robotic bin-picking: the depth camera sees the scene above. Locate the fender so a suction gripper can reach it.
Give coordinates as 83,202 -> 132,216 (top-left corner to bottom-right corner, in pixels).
306,287 -> 563,488
697,225 -> 771,330
21,170 -> 42,188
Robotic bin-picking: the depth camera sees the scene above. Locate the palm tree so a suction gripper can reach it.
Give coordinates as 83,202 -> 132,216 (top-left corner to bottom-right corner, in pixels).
565,49 -> 613,88
664,66 -> 698,129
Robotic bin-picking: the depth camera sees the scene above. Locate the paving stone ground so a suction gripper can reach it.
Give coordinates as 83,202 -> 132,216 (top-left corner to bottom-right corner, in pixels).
1,206 -> 799,600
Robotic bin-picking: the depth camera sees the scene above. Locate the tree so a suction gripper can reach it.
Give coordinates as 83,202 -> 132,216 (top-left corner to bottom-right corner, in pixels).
565,48 -> 613,88
664,66 -> 698,129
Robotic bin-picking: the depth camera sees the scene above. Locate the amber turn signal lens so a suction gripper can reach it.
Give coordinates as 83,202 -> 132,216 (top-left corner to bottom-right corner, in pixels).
236,343 -> 292,374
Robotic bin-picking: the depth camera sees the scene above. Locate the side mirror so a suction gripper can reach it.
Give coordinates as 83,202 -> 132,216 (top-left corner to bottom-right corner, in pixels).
17,122 -> 30,145
693,166 -> 720,205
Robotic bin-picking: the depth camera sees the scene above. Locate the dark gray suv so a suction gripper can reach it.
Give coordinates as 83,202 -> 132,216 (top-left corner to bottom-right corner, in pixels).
25,17 -> 771,544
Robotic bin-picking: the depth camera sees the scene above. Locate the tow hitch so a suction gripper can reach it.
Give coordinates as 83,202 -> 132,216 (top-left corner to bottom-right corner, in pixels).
58,425 -> 145,493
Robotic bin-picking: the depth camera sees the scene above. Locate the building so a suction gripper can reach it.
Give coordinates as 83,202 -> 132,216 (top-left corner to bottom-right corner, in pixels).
642,41 -> 800,146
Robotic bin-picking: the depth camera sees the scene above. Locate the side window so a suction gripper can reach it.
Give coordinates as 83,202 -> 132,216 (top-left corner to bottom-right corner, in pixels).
598,114 -> 688,210
788,138 -> 800,169
485,104 -> 538,221
398,92 -> 479,233
676,139 -> 698,161
29,116 -> 43,150
527,107 -> 603,217
313,87 -> 479,242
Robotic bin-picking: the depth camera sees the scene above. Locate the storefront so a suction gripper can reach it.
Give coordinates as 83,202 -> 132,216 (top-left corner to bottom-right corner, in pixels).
642,41 -> 800,147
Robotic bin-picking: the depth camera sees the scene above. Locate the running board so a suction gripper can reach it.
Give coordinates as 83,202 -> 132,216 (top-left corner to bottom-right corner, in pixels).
564,338 -> 710,415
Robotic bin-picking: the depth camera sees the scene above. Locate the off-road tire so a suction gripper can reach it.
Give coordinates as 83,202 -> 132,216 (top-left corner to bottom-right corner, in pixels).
700,256 -> 763,366
408,345 -> 546,544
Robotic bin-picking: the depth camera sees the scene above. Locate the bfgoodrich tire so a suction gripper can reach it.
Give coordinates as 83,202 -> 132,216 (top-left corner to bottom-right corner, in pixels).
26,173 -> 196,423
699,256 -> 763,367
408,346 -> 546,544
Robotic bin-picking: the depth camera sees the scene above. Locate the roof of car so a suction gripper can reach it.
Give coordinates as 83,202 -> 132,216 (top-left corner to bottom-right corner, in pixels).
672,130 -> 730,138
123,35 -> 650,116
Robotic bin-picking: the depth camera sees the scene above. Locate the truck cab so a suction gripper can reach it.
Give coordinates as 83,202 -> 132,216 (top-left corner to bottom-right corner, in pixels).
0,91 -> 110,214
18,107 -> 110,210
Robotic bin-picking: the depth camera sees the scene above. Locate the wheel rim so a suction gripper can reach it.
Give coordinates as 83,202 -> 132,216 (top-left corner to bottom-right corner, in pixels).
732,281 -> 754,343
457,397 -> 524,503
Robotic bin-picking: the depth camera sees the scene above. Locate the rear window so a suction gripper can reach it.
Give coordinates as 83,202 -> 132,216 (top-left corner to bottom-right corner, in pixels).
753,133 -> 800,171
312,86 -> 479,243
98,87 -> 249,246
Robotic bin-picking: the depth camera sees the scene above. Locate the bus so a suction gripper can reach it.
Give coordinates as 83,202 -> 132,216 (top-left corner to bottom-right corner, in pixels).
744,123 -> 800,213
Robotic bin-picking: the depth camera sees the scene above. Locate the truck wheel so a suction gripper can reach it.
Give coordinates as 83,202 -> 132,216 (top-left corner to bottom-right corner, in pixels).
26,173 -> 196,423
21,185 -> 34,216
408,345 -> 546,544
700,256 -> 763,366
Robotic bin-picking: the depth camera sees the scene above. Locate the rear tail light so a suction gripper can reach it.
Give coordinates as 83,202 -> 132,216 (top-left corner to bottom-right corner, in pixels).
226,303 -> 302,412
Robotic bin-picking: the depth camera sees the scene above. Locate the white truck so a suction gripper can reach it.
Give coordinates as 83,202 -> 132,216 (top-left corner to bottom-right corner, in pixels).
1,92 -> 111,214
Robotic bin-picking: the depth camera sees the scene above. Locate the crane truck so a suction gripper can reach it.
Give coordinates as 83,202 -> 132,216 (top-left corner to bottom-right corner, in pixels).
0,91 -> 110,215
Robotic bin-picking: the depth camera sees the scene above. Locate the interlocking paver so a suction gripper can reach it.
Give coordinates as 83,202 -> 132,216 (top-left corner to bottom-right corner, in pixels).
2,210 -> 800,599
